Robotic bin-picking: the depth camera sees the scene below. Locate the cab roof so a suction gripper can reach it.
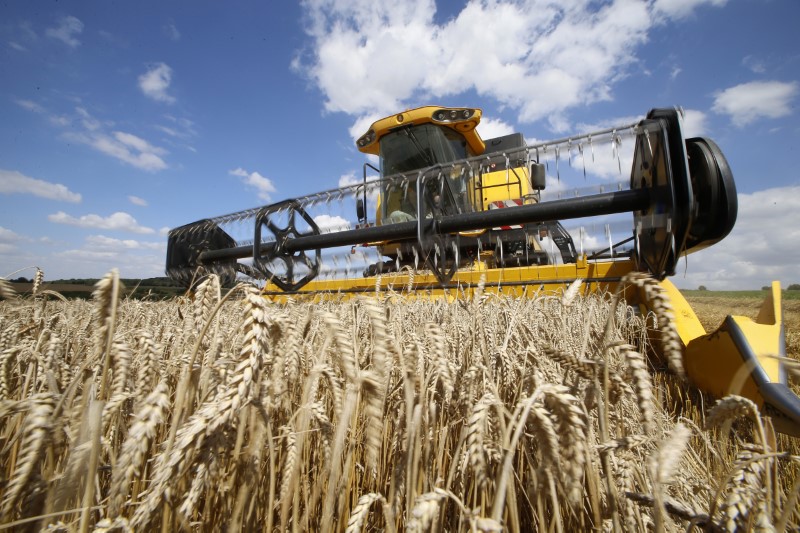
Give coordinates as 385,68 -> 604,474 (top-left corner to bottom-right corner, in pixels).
355,106 -> 486,156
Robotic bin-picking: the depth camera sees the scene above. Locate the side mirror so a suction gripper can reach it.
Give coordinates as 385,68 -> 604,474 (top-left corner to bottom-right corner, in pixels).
356,198 -> 366,222
530,163 -> 546,190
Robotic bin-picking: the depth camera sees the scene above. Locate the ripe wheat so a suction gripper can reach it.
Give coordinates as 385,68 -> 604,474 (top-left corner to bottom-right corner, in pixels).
0,270 -> 797,531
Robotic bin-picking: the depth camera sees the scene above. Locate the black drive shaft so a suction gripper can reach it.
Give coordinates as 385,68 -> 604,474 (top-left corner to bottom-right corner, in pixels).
198,187 -> 650,264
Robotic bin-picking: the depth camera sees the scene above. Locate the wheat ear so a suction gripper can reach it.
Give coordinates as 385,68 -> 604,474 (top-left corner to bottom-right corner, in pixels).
620,272 -> 684,378
109,380 -> 169,516
1,393 -> 55,519
345,492 -> 387,533
466,392 -> 497,488
609,341 -> 655,433
542,384 -> 587,505
0,278 -> 17,300
407,489 -> 448,532
649,422 -> 691,532
360,298 -> 389,472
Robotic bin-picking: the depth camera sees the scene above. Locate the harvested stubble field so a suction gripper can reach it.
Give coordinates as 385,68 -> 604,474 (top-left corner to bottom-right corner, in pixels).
0,271 -> 798,532
685,294 -> 800,361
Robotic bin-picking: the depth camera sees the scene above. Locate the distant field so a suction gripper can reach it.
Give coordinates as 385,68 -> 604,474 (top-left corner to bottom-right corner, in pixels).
682,289 -> 800,300
683,290 -> 800,360
10,282 -> 184,299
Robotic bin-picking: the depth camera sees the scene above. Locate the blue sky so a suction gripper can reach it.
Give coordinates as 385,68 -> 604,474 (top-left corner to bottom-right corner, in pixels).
1,0 -> 798,289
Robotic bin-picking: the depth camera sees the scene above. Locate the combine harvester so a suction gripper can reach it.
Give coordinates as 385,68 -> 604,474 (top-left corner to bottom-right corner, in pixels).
167,106 -> 800,435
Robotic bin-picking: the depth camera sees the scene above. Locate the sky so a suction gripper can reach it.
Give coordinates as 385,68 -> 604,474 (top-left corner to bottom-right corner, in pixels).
1,0 -> 798,290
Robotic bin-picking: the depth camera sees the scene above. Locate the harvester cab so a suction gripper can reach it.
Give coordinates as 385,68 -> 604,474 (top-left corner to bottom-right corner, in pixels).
166,105 -> 800,436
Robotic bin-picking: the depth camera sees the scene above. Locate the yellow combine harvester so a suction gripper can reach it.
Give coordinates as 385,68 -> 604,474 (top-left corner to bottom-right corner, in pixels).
167,105 -> 800,435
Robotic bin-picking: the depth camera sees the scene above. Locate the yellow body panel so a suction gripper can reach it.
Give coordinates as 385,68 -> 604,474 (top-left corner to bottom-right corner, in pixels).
356,106 -> 485,156
684,282 -> 784,403
263,257 -> 636,302
656,279 -> 706,345
473,167 -> 536,210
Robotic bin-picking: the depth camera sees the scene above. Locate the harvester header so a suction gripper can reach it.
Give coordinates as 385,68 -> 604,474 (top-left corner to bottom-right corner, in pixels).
165,105 -> 799,435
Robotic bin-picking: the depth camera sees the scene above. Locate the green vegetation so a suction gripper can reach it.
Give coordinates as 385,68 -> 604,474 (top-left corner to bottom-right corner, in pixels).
682,288 -> 800,300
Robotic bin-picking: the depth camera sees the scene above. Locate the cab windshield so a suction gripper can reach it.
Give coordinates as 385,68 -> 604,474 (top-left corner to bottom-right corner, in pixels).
378,124 -> 471,223
380,124 -> 468,176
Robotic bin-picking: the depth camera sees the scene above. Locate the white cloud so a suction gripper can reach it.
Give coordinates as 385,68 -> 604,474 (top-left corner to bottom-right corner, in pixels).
48,211 -> 155,234
9,41 -> 27,52
65,130 -> 168,171
712,80 -> 799,127
338,173 -> 360,188
15,99 -> 45,113
0,169 -> 82,202
45,15 -> 84,48
674,185 -> 800,290
742,55 -> 766,74
128,195 -> 148,206
681,108 -> 707,137
85,234 -> 164,251
52,247 -> 165,278
477,117 -> 515,141
651,0 -> 727,20
76,107 -> 101,131
314,214 -> 351,232
0,227 -> 23,244
229,167 -> 277,201
297,0 -> 728,131
138,63 -> 176,103
163,23 -> 181,41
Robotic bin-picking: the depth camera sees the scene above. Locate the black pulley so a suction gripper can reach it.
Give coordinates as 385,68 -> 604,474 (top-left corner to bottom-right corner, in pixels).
253,200 -> 322,292
683,137 -> 737,254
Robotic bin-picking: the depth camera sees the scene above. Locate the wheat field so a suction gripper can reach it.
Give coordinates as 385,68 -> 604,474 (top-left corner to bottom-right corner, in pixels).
0,270 -> 798,532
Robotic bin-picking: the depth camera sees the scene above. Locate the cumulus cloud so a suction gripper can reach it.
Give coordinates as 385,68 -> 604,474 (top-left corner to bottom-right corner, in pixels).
45,15 -> 84,48
0,169 -> 82,202
712,80 -> 799,127
138,63 -> 176,103
338,173 -> 360,188
128,195 -> 148,206
229,167 -> 277,201
651,0 -> 727,20
48,211 -> 155,234
314,214 -> 351,232
297,0 -> 728,132
52,245 -> 165,278
477,117 -> 516,140
85,234 -> 164,251
0,227 -> 23,244
674,185 -> 800,290
681,108 -> 708,137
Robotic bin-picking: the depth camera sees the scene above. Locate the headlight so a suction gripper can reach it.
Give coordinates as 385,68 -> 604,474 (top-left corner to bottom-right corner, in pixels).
432,108 -> 475,123
357,129 -> 376,148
